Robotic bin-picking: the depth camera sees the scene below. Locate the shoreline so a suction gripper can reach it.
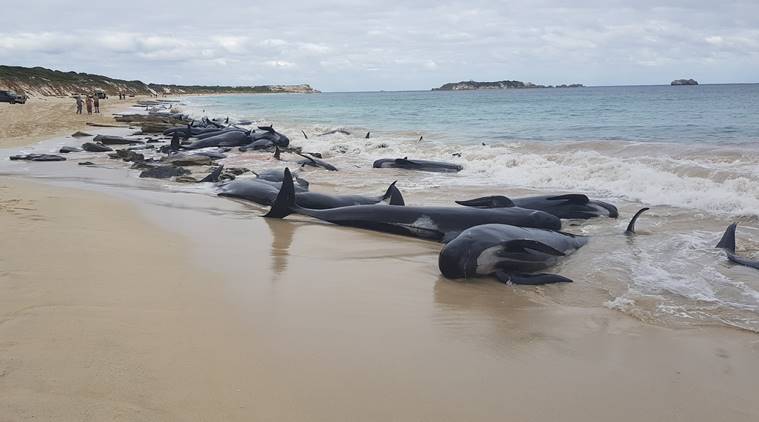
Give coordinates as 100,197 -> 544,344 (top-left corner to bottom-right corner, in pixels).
1,97 -> 759,420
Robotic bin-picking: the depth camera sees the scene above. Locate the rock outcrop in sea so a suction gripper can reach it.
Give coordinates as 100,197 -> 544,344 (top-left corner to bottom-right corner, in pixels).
671,79 -> 699,86
432,80 -> 583,91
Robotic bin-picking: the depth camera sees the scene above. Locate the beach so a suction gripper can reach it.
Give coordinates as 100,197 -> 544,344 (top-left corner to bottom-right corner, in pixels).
0,95 -> 142,149
2,96 -> 759,421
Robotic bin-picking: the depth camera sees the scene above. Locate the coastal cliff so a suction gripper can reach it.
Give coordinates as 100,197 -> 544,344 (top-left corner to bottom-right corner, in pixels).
433,80 -> 583,91
0,65 -> 319,97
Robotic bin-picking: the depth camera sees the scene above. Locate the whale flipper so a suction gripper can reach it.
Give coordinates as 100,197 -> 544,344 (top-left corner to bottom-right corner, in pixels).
498,240 -> 566,256
456,196 -> 515,208
495,271 -> 573,285
302,130 -> 308,139
625,208 -> 650,235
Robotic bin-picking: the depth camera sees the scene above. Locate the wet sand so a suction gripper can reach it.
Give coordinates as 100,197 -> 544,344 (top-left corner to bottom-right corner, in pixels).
1,107 -> 759,421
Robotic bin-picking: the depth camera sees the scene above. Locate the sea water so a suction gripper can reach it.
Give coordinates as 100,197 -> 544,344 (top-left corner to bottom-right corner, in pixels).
181,85 -> 759,331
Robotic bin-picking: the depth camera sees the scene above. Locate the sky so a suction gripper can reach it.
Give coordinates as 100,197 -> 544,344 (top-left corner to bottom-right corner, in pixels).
1,0 -> 758,91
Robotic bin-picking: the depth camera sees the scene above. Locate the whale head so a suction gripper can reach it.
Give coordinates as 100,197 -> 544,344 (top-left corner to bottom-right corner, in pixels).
439,225 -> 578,279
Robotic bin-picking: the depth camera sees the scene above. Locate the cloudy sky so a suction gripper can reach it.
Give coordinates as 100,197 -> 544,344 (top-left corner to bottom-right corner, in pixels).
1,0 -> 757,91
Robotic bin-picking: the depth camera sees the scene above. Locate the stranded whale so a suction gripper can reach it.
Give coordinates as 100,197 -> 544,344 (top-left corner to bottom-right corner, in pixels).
439,208 -> 649,284
219,178 -> 403,209
264,168 -> 561,241
373,157 -> 463,173
456,194 -> 618,219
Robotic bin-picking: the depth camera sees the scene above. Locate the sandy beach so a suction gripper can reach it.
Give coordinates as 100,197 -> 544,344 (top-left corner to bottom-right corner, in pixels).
2,98 -> 759,421
0,95 -> 143,149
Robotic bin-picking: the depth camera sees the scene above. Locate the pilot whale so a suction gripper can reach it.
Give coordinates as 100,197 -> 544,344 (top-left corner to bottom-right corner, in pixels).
373,157 -> 462,173
263,168 -> 562,241
438,208 -> 649,284
220,179 -> 404,209
456,194 -> 618,219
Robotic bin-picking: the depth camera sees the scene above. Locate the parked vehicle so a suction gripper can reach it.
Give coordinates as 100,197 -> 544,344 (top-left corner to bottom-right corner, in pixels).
0,90 -> 27,104
94,90 -> 107,99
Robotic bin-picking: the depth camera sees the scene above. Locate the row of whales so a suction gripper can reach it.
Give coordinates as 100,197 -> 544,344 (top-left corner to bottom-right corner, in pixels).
30,117 -> 758,281
163,124 -> 290,150
160,124 -> 757,278
250,168 -> 656,284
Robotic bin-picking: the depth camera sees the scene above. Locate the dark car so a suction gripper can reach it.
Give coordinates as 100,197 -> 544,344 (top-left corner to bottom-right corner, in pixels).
0,90 -> 27,104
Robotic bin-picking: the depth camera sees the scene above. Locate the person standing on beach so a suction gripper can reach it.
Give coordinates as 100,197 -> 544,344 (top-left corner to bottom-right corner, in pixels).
93,95 -> 100,114
75,96 -> 83,114
86,96 -> 93,115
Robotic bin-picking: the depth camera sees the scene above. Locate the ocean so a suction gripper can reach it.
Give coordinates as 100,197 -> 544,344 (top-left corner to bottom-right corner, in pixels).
3,85 -> 758,332
181,85 -> 759,332
184,84 -> 759,216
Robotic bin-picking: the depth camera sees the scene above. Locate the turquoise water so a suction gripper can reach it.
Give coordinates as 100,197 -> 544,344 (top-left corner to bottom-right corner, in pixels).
183,85 -> 759,218
187,84 -> 759,144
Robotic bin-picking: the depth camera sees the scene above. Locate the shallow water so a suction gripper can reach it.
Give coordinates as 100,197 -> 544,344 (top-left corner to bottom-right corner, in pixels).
3,85 -> 759,332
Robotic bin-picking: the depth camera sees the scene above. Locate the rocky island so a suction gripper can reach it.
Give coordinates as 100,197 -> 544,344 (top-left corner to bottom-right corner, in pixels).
0,65 -> 320,97
433,80 -> 583,91
671,78 -> 698,86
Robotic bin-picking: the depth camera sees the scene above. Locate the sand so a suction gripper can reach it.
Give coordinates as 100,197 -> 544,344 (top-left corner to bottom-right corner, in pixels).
0,95 -> 143,149
1,99 -> 759,421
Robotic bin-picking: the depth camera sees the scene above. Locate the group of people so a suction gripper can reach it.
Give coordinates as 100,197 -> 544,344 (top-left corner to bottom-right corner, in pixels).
118,92 -> 129,99
75,95 -> 101,115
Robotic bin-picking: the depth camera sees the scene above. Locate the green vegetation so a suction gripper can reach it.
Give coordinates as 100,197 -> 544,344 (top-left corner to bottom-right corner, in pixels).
0,65 -> 318,96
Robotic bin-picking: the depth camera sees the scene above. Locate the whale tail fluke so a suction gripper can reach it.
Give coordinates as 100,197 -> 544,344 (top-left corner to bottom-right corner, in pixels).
456,195 -> 515,209
382,181 -> 405,206
716,223 -> 737,253
264,167 -> 296,218
625,208 -> 650,235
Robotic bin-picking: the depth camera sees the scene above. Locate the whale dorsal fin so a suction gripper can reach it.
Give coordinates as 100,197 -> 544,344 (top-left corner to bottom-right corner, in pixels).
382,181 -> 405,206
200,165 -> 223,183
546,194 -> 590,204
716,223 -> 737,253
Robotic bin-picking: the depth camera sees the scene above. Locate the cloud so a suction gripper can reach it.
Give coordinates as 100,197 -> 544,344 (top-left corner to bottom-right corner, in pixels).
0,0 -> 757,90
265,60 -> 296,69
